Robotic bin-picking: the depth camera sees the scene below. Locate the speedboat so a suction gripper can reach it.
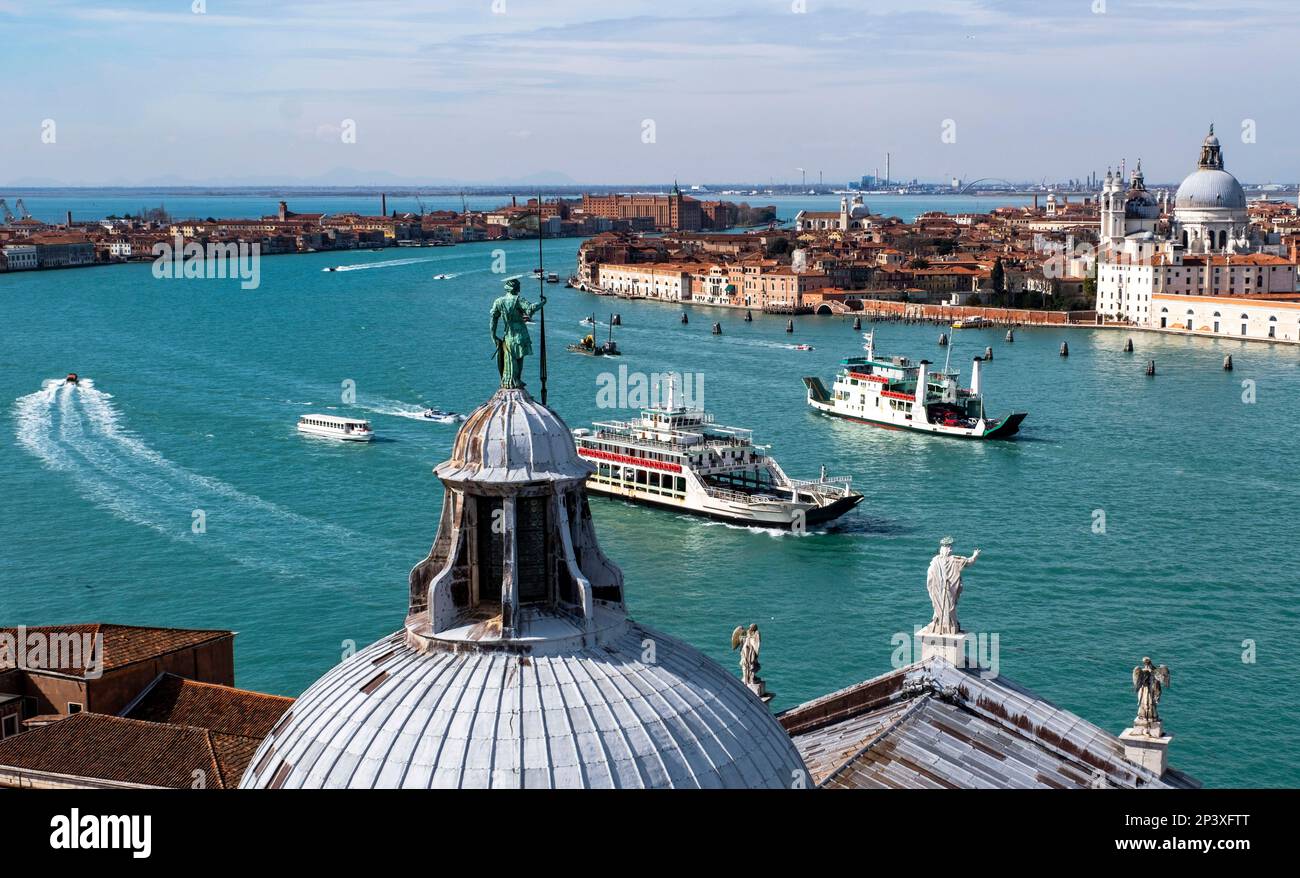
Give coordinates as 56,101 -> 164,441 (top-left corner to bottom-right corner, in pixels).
65,372 -> 79,385
792,344 -> 814,351
421,408 -> 464,424
546,272 -> 560,283
433,273 -> 451,280
324,266 -> 338,272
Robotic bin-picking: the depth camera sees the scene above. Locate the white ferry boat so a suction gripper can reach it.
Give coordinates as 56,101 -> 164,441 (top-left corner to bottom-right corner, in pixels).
297,414 -> 374,442
803,332 -> 1026,440
573,387 -> 862,528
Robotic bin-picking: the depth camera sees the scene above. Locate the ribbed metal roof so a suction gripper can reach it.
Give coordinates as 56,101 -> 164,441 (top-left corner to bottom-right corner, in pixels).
436,388 -> 593,486
240,619 -> 806,789
782,658 -> 1199,789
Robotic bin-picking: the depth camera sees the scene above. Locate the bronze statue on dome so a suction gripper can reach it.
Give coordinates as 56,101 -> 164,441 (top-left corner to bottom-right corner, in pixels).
490,277 -> 545,389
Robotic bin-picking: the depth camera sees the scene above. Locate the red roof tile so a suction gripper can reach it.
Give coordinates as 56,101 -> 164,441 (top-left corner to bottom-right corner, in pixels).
122,674 -> 291,739
0,623 -> 233,677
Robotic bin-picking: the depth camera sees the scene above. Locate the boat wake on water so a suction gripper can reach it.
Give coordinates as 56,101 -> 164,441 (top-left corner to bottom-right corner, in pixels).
324,257 -> 437,272
363,401 -> 465,423
13,378 -> 365,580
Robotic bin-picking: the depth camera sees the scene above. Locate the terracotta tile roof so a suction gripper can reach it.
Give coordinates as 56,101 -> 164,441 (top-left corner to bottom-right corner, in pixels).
0,713 -> 246,788
0,623 -> 233,677
122,673 -> 291,739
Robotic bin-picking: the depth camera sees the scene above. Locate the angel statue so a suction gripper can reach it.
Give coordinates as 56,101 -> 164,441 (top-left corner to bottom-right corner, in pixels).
1132,656 -> 1170,733
921,537 -> 979,635
489,278 -> 545,389
731,623 -> 761,686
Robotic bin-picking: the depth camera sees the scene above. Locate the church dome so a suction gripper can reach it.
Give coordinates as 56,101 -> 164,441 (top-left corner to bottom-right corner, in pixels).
238,617 -> 804,788
1175,169 -> 1246,211
1174,125 -> 1246,212
437,387 -> 592,486
240,376 -> 806,789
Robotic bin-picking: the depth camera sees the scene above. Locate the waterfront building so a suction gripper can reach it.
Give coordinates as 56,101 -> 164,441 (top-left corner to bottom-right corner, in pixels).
1095,127 -> 1298,327
580,185 -> 705,231
597,262 -> 695,300
1152,293 -> 1300,343
1,243 -> 38,270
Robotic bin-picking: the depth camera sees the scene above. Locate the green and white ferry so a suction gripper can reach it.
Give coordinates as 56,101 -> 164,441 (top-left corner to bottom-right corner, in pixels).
803,332 -> 1026,440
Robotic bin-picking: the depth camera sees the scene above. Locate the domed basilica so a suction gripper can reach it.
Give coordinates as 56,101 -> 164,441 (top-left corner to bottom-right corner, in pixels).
1100,125 -> 1255,256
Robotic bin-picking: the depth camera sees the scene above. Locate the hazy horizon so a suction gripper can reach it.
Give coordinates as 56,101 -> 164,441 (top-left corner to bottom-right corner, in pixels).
4,0 -> 1297,187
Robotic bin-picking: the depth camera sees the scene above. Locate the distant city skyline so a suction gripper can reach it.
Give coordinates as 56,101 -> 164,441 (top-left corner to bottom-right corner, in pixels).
3,0 -> 1297,187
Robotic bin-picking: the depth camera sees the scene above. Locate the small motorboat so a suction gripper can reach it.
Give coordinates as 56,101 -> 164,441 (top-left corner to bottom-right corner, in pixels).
546,272 -> 560,284
65,372 -> 79,384
792,344 -> 814,351
579,315 -> 596,327
421,408 -> 463,424
568,334 -> 603,356
433,273 -> 451,280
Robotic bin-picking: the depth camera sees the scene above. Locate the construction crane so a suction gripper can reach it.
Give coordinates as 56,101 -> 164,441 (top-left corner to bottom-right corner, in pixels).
0,199 -> 14,224
14,198 -> 30,219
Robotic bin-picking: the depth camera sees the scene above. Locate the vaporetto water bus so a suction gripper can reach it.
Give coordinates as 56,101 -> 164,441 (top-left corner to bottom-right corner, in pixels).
573,388 -> 862,528
803,332 -> 1026,440
296,414 -> 375,441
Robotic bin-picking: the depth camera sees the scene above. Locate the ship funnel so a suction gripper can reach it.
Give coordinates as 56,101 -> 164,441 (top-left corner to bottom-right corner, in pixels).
915,360 -> 930,423
971,356 -> 983,398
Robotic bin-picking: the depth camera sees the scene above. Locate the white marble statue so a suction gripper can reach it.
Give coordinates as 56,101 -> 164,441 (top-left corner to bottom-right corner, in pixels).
731,624 -> 761,685
922,537 -> 979,635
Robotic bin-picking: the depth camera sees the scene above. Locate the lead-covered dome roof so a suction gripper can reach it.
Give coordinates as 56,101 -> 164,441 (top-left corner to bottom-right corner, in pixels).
239,620 -> 806,789
1175,169 -> 1246,211
436,387 -> 592,486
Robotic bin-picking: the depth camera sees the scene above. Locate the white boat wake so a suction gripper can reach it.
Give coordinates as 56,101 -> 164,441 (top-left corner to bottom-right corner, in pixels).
13,378 -> 363,579
359,400 -> 465,423
327,257 -> 437,272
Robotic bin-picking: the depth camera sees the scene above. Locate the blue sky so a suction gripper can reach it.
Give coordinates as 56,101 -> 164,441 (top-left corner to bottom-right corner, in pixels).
1,0 -> 1295,186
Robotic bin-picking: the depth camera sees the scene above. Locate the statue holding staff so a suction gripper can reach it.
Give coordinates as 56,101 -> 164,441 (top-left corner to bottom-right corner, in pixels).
490,278 -> 545,389
921,536 -> 979,635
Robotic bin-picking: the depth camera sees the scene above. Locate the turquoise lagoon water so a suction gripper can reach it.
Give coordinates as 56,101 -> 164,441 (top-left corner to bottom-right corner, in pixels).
10,191 -> 1034,225
3,236 -> 1298,788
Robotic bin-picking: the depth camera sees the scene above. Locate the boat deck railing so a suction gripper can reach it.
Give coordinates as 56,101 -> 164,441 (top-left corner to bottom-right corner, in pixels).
589,427 -> 754,453
787,476 -> 854,498
701,484 -> 782,505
